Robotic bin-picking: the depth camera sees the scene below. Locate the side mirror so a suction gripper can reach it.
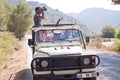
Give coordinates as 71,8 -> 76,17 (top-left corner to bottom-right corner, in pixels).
28,39 -> 33,46
85,36 -> 90,44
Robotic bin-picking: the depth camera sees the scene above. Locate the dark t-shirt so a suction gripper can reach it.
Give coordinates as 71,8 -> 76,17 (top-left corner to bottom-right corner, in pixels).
34,14 -> 41,27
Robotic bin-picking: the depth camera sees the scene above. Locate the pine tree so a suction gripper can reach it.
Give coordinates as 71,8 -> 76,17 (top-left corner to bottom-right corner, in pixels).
112,0 -> 120,4
115,27 -> 120,39
101,25 -> 115,38
0,0 -> 6,28
0,0 -> 14,29
7,0 -> 32,40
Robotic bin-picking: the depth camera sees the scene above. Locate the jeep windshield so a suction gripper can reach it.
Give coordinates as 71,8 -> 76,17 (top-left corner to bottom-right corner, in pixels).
36,29 -> 80,41
35,28 -> 84,47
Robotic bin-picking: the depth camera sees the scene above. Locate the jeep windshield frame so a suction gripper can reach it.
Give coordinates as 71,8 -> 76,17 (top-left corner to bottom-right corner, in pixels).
32,25 -> 86,49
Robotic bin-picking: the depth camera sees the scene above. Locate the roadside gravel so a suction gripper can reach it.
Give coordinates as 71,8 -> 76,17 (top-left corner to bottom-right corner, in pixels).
0,39 -> 28,80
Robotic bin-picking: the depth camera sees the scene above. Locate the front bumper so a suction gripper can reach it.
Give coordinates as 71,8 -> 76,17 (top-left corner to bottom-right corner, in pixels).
33,72 -> 99,79
31,55 -> 100,79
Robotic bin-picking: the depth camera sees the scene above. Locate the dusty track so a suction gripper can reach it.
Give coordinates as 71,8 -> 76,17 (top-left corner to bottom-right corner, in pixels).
0,39 -> 30,80
0,36 -> 120,80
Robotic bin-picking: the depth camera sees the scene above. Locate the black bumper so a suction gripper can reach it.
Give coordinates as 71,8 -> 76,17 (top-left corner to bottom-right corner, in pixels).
33,72 -> 99,80
33,74 -> 76,80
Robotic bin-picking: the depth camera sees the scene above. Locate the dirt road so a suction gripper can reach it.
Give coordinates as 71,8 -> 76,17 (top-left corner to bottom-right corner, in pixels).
0,35 -> 120,80
0,38 -> 32,80
97,52 -> 120,80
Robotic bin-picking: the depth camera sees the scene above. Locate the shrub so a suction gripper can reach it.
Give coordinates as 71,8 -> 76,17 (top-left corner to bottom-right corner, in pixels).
88,38 -> 104,48
0,32 -> 20,64
109,41 -> 120,52
102,38 -> 111,42
115,27 -> 120,39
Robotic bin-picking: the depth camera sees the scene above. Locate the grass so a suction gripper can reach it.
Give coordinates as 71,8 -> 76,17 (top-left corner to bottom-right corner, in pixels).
109,40 -> 120,52
102,38 -> 111,42
0,32 -> 21,65
89,38 -> 120,53
88,37 -> 104,49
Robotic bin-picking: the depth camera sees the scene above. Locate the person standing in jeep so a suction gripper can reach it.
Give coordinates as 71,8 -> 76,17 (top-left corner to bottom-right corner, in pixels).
33,7 -> 45,27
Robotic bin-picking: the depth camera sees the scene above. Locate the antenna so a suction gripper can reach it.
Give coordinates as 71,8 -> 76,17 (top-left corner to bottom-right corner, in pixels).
56,17 -> 63,26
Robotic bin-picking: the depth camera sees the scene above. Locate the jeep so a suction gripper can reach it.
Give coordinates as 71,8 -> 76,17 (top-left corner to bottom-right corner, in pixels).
28,24 -> 100,80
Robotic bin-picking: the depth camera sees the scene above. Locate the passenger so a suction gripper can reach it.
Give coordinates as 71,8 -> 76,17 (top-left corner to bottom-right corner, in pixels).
46,31 -> 54,41
33,7 -> 45,27
59,32 -> 66,40
37,31 -> 47,42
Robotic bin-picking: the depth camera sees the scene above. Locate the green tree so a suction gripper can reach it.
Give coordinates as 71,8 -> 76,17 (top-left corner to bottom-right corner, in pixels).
7,0 -> 32,40
0,0 -> 6,28
101,25 -> 115,38
112,0 -> 120,4
0,0 -> 14,29
115,27 -> 120,39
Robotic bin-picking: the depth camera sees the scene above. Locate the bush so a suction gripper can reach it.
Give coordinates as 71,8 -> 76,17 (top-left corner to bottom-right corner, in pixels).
115,27 -> 120,39
109,41 -> 120,52
102,38 -> 111,42
7,1 -> 32,40
101,25 -> 115,38
88,38 -> 103,48
0,32 -> 20,64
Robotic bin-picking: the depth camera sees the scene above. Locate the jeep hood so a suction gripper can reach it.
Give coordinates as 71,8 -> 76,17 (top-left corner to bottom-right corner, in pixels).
38,46 -> 82,56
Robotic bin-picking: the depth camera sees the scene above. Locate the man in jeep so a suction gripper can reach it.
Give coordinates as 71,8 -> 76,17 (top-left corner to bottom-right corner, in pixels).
33,7 -> 46,27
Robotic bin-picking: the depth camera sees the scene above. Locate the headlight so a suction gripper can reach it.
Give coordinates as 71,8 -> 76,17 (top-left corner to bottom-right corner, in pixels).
41,60 -> 48,67
83,58 -> 90,65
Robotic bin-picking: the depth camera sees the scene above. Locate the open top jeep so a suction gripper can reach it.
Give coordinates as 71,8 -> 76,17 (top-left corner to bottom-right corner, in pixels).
28,24 -> 100,80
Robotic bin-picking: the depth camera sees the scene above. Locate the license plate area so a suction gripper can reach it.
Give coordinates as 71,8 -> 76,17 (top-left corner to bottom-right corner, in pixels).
76,72 -> 99,78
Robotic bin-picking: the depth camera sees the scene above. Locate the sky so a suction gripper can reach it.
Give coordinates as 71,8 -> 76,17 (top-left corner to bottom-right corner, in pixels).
26,0 -> 120,13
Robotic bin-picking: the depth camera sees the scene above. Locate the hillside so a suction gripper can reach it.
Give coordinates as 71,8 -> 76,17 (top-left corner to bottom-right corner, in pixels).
69,7 -> 120,33
27,1 -> 75,24
9,0 -> 90,35
10,0 -> 75,24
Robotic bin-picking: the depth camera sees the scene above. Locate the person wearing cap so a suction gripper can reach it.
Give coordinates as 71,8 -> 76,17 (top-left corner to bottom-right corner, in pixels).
33,7 -> 45,27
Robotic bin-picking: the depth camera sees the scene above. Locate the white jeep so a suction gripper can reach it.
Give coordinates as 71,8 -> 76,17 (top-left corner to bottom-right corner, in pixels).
28,24 -> 100,80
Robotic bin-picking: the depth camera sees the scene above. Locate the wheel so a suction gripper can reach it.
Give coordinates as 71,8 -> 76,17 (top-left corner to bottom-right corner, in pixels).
83,77 -> 96,80
33,77 -> 44,80
33,76 -> 50,80
33,76 -> 40,80
55,79 -> 76,80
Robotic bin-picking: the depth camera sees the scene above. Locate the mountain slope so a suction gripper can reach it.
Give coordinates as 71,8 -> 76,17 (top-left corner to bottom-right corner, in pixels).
10,0 -> 75,24
27,1 -> 76,24
71,7 -> 120,33
9,0 -> 90,35
27,1 -> 90,35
